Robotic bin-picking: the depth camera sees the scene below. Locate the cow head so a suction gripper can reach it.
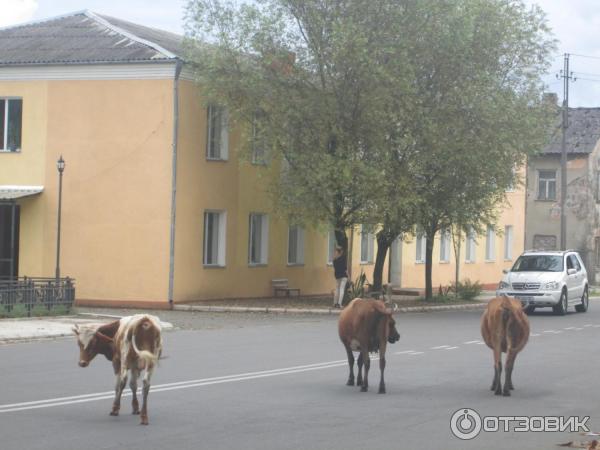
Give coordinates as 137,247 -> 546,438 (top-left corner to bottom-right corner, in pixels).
72,324 -> 114,367
386,316 -> 400,344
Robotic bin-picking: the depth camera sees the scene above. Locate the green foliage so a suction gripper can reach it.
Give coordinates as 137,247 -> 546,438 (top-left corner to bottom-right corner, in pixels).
345,271 -> 368,304
185,0 -> 556,298
452,279 -> 483,301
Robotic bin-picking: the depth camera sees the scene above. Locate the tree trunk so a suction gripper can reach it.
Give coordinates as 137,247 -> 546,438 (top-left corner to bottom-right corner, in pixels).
425,233 -> 435,301
452,226 -> 462,300
373,232 -> 393,292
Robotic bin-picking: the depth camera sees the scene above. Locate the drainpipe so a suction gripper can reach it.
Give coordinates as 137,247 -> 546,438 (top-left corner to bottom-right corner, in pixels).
168,59 -> 183,308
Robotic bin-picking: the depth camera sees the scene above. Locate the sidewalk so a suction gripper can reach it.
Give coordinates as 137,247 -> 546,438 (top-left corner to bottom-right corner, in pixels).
0,313 -> 173,343
173,291 -> 498,315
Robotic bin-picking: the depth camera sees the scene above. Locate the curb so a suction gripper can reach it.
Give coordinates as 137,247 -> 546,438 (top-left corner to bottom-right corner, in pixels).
173,302 -> 487,315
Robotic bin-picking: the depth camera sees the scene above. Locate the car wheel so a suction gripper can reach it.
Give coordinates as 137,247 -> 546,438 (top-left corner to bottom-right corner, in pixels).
575,286 -> 589,313
524,305 -> 536,315
553,290 -> 568,316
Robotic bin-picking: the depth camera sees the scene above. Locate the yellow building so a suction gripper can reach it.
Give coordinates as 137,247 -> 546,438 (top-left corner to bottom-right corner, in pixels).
0,11 -> 522,307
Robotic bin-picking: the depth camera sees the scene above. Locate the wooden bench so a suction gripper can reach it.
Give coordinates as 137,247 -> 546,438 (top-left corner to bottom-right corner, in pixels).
272,278 -> 300,297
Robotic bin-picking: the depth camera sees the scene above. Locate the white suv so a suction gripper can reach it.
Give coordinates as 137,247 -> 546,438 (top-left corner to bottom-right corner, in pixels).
496,250 -> 589,315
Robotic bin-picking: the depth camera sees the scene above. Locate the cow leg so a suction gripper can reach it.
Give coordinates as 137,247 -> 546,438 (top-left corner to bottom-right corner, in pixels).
344,345 -> 355,386
360,350 -> 370,392
130,369 -> 140,414
356,352 -> 363,387
491,345 -> 503,396
503,350 -> 517,396
378,355 -> 386,394
140,370 -> 153,425
110,374 -> 127,416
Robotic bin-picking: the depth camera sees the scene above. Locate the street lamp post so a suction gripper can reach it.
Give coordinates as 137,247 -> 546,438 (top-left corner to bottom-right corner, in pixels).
55,155 -> 65,281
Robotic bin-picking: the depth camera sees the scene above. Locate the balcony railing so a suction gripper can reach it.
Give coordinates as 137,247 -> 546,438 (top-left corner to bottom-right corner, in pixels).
0,277 -> 75,317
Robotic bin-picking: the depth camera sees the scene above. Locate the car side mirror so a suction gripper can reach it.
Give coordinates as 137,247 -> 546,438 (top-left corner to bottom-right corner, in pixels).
567,268 -> 576,275
502,269 -> 509,274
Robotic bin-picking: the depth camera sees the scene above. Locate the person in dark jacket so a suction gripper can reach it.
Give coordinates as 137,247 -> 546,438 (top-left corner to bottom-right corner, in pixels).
332,247 -> 348,308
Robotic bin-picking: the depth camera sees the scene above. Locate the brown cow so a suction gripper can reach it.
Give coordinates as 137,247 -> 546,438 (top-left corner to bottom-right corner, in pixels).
338,298 -> 400,393
73,314 -> 163,425
481,296 -> 529,396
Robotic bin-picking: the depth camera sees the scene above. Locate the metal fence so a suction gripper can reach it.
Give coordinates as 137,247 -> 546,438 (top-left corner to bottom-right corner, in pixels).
0,277 -> 75,317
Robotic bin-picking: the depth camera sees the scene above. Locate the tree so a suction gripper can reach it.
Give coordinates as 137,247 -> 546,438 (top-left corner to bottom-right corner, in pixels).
184,0 -> 417,268
400,0 -> 556,299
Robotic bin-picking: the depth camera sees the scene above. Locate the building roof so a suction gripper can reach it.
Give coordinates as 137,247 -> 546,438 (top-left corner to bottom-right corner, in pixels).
0,10 -> 183,66
0,185 -> 44,200
543,107 -> 600,155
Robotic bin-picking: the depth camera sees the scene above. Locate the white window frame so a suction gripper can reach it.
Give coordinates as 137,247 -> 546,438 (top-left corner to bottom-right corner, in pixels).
415,227 -> 426,263
251,114 -> 266,165
206,105 -> 229,161
0,97 -> 23,153
360,225 -> 375,264
203,210 -> 226,267
504,225 -> 514,261
249,213 -> 269,265
485,225 -> 496,261
440,228 -> 451,263
465,226 -> 476,263
538,170 -> 556,201
287,225 -> 305,265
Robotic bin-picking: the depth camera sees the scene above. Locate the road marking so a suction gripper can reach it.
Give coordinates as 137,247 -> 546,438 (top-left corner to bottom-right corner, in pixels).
564,327 -> 577,330
543,330 -> 562,334
530,333 -> 541,337
476,342 -> 485,345
408,351 -> 424,355
431,345 -> 450,350
584,324 -> 593,327
463,341 -> 481,344
0,360 -> 351,414
395,350 -> 419,355
445,346 -> 459,350
573,327 -> 584,331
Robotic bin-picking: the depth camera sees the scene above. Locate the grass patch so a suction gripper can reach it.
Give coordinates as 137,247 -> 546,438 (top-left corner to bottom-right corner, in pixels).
589,289 -> 600,297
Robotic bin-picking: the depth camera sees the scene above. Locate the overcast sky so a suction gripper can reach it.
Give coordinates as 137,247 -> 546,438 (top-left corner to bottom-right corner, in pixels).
1,0 -> 600,107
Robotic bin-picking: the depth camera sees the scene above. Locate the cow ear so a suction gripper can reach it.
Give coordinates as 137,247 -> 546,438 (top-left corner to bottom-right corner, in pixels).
372,301 -> 392,316
95,331 -> 113,344
72,325 -> 80,335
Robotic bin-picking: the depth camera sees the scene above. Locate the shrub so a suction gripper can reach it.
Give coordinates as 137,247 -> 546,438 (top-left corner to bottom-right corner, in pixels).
452,279 -> 483,301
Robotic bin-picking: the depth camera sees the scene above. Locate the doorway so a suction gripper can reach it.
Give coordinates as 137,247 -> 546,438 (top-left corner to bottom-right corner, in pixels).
0,203 -> 20,278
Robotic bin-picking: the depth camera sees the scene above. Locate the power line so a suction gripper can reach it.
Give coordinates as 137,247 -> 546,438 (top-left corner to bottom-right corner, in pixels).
570,53 -> 600,61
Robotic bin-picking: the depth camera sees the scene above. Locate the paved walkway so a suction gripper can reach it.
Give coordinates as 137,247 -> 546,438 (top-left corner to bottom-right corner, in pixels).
0,313 -> 173,343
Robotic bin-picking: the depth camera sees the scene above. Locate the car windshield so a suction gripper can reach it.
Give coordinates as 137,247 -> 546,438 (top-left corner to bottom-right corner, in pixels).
511,255 -> 563,272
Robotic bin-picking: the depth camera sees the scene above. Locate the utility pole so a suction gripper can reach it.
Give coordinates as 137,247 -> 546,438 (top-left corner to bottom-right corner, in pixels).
558,53 -> 576,250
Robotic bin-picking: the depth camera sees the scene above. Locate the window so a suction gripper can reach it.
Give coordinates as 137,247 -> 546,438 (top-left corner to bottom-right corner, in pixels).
249,213 -> 268,265
251,112 -> 266,165
287,226 -> 304,265
465,226 -> 476,263
360,225 -> 374,264
440,228 -> 451,262
206,105 -> 228,160
203,211 -> 226,266
485,225 -> 495,261
0,98 -> 22,152
416,227 -> 426,263
538,170 -> 556,200
568,254 -> 581,272
506,167 -> 516,192
504,225 -> 513,260
328,231 -> 337,264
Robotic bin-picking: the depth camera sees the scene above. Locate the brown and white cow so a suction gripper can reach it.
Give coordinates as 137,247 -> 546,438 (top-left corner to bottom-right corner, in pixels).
481,296 -> 529,396
73,314 -> 163,425
338,298 -> 400,393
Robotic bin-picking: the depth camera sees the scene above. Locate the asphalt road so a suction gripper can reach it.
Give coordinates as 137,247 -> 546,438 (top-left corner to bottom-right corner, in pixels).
1,303 -> 600,450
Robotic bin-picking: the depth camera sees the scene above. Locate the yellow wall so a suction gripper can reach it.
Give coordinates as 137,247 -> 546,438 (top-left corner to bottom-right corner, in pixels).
1,78 -> 174,303
399,185 -> 525,289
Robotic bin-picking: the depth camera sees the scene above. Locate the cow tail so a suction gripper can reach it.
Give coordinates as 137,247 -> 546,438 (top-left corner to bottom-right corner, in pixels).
131,318 -> 159,368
